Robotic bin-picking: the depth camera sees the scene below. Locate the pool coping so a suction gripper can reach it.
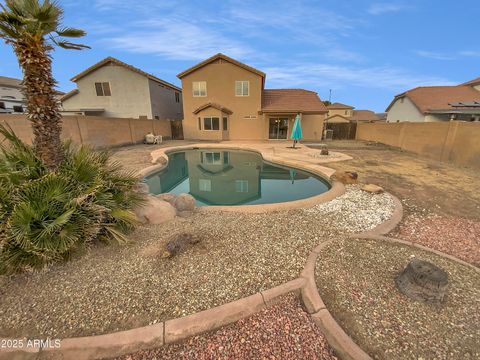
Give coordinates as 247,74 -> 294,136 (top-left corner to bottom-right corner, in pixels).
138,143 -> 347,213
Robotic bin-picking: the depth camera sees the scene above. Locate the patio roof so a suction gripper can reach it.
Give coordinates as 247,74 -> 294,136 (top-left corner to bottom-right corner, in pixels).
261,89 -> 328,113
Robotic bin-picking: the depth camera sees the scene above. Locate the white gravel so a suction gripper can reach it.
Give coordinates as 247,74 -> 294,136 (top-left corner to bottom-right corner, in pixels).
303,185 -> 396,233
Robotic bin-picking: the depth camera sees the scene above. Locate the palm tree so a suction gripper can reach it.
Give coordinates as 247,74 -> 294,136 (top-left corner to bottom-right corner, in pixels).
0,0 -> 89,169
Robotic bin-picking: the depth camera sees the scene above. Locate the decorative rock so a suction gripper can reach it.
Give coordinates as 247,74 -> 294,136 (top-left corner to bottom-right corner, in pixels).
361,184 -> 384,194
173,193 -> 196,212
135,197 -> 176,224
162,233 -> 201,258
395,259 -> 449,303
332,171 -> 358,184
319,144 -> 329,155
156,193 -> 177,205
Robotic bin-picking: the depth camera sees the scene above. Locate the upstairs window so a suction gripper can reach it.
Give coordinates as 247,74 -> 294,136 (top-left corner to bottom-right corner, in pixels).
175,92 -> 180,103
193,81 -> 207,97
235,81 -> 249,96
95,82 -> 111,96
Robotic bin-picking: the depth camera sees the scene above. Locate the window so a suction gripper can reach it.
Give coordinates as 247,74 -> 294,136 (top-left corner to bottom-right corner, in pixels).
235,180 -> 249,193
223,117 -> 228,130
235,81 -> 249,96
13,105 -> 23,112
175,92 -> 180,103
223,151 -> 229,164
198,117 -> 202,130
192,81 -> 206,97
203,117 -> 219,130
199,179 -> 211,192
202,152 -> 221,165
0,102 -> 5,109
95,82 -> 111,96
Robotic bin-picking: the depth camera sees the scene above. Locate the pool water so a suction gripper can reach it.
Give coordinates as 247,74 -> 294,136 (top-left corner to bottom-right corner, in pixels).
145,149 -> 330,206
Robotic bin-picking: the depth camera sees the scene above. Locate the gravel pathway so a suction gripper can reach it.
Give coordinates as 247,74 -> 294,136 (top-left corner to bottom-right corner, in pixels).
114,293 -> 338,360
303,185 -> 396,233
0,186 -> 395,338
394,214 -> 480,267
315,237 -> 480,360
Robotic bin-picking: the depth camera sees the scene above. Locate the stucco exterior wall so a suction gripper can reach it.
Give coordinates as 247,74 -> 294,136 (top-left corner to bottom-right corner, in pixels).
328,109 -> 352,117
356,121 -> 480,168
62,64 -> 153,119
181,61 -> 263,140
0,114 -> 171,147
301,114 -> 325,141
148,79 -> 183,120
386,97 -> 425,123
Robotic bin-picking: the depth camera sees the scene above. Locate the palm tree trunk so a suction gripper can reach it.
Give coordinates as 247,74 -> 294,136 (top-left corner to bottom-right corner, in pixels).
14,40 -> 63,169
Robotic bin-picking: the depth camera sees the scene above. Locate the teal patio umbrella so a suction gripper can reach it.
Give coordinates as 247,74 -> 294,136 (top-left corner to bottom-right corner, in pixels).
291,114 -> 303,148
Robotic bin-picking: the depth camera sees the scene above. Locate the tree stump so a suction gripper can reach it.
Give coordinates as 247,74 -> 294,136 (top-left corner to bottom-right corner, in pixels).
395,259 -> 448,303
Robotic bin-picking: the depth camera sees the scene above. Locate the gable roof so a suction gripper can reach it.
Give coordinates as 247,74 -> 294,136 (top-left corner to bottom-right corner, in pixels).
177,53 -> 266,79
261,89 -> 328,113
386,85 -> 480,113
0,76 -> 22,88
461,76 -> 480,86
327,102 -> 354,110
193,102 -> 233,115
350,110 -> 380,121
60,89 -> 79,101
70,57 -> 181,92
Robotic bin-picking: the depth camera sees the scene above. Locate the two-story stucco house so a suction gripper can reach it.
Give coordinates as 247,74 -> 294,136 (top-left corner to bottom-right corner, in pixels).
325,102 -> 380,123
386,77 -> 480,123
177,53 -> 328,141
0,76 -> 26,114
61,57 -> 183,120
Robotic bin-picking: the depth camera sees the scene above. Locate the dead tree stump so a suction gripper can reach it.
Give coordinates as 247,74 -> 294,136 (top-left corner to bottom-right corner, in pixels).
395,259 -> 448,303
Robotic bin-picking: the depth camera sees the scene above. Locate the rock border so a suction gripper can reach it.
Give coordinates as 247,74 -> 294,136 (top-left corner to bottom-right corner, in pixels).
138,144 -> 347,213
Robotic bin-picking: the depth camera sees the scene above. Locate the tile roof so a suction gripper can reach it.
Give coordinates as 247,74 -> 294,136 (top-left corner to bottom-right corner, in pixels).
177,53 -> 266,79
460,77 -> 480,86
349,110 -> 380,121
70,57 -> 181,92
0,76 -> 22,88
387,85 -> 480,113
261,89 -> 328,113
60,89 -> 79,101
327,102 -> 354,109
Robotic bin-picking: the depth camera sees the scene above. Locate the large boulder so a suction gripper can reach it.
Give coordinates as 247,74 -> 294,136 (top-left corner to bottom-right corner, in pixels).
135,196 -> 176,224
173,193 -> 196,212
156,193 -> 177,205
361,184 -> 384,194
332,171 -> 358,184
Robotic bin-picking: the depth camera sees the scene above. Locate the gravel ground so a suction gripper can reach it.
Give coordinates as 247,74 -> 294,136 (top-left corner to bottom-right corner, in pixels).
394,214 -> 480,267
315,237 -> 480,360
0,187 -> 395,338
303,185 -> 396,232
113,293 -> 338,360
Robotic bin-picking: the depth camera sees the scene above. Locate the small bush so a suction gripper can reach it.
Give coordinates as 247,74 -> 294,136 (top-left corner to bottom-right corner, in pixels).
0,125 -> 144,274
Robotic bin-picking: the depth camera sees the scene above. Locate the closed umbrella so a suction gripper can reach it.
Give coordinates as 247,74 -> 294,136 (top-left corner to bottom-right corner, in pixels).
290,114 -> 302,148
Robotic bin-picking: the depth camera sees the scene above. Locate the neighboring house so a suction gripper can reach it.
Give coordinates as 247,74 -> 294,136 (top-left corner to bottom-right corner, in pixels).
61,57 -> 183,120
0,76 -> 26,114
177,53 -> 328,141
325,102 -> 380,123
386,77 -> 480,122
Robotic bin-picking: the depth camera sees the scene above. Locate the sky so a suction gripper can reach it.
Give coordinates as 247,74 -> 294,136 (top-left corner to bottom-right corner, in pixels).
0,0 -> 478,112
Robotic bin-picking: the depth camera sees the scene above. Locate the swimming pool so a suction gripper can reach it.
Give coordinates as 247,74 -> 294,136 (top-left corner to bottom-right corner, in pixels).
145,148 -> 331,206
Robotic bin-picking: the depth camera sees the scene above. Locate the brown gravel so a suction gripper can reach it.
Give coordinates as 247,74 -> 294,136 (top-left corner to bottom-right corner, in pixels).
113,293 -> 338,360
394,214 -> 480,267
315,237 -> 480,360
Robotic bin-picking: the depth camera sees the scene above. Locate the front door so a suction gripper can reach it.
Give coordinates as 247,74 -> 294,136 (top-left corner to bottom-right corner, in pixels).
269,117 -> 289,139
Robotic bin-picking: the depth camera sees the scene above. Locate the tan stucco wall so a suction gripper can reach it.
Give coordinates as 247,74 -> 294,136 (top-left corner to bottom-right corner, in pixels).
0,114 -> 171,147
181,61 -> 263,140
356,121 -> 480,168
62,64 -> 153,119
328,109 -> 352,117
301,114 -> 325,141
386,97 -> 425,123
325,115 -> 349,123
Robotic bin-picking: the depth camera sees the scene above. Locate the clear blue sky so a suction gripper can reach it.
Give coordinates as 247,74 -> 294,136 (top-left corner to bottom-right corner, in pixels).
1,0 -> 478,112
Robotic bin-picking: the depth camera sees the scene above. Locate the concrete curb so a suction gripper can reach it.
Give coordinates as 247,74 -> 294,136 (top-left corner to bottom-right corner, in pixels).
0,280 -> 306,360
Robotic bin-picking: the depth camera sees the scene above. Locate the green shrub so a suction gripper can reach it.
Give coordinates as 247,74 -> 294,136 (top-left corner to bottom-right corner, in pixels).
0,124 -> 144,274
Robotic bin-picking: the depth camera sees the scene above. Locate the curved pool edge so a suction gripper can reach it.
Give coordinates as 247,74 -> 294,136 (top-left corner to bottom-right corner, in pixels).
138,143 -> 347,213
